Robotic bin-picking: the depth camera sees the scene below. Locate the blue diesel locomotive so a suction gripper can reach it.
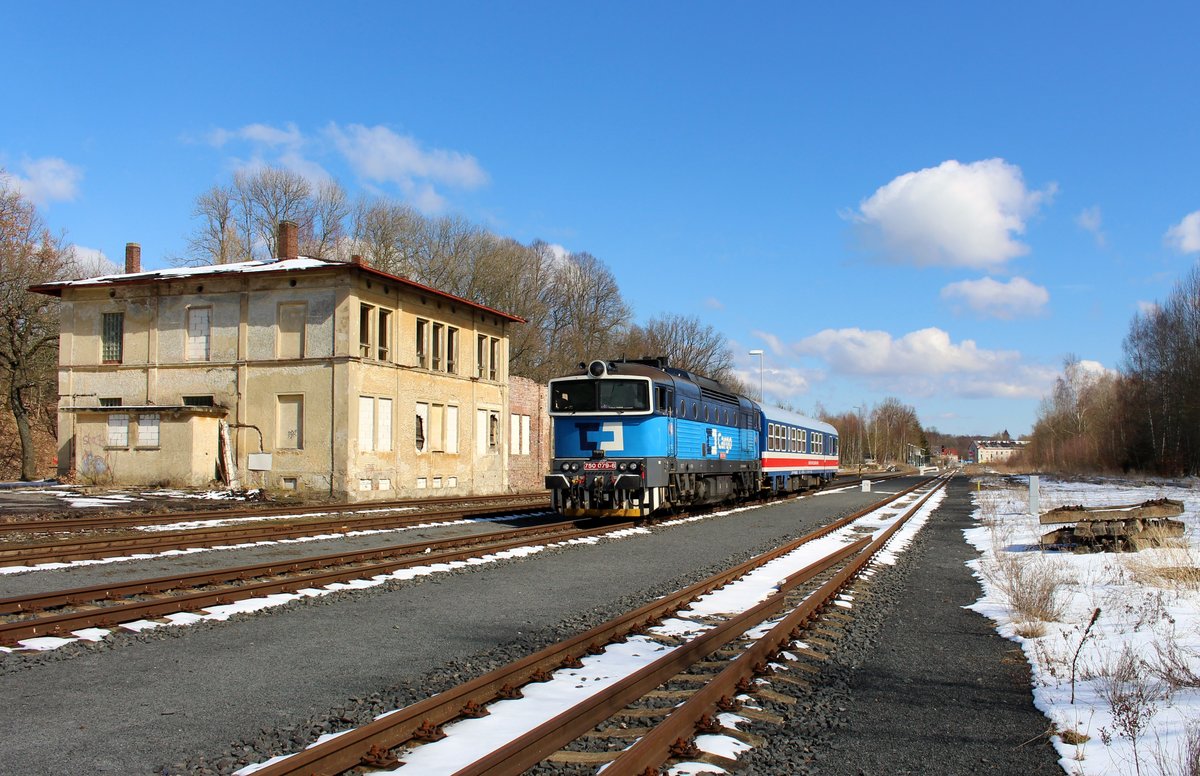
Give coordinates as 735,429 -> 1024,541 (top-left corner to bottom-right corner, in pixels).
544,357 -> 839,517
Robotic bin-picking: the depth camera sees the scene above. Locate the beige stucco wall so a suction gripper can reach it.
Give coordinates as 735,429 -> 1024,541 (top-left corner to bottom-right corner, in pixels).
52,263 -> 522,500
72,409 -> 221,487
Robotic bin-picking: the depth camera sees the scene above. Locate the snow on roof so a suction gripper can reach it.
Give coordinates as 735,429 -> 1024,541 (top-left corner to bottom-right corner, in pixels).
39,257 -> 335,289
30,257 -> 524,322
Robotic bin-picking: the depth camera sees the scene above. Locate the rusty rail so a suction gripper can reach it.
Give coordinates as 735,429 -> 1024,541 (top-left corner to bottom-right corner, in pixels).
0,519 -> 628,646
0,501 -> 552,567
245,478 -> 933,776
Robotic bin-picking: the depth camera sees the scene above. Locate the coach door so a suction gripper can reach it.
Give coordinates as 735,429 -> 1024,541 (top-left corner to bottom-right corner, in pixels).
657,385 -> 676,458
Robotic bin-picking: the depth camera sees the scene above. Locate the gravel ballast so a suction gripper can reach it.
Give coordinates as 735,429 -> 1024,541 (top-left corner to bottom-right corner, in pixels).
0,477 -> 1061,774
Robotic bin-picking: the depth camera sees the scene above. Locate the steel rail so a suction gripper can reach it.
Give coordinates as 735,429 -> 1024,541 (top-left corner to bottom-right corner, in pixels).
598,475 -> 951,776
0,518 -> 606,616
245,478 -> 931,776
0,503 -> 552,567
454,476 -> 950,776
0,492 -> 551,534
0,520 -> 633,646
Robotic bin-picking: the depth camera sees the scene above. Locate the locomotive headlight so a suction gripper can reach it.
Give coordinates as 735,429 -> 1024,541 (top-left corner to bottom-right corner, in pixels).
617,462 -> 628,472
628,462 -> 639,472
569,462 -> 580,472
560,462 -> 571,472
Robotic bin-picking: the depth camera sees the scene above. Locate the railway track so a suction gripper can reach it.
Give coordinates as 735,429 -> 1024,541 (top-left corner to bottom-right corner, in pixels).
239,475 -> 947,776
0,492 -> 551,535
0,496 -> 553,568
0,516 -> 634,647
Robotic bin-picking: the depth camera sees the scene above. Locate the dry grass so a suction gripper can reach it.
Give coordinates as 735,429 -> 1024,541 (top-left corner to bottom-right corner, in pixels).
1125,546 -> 1200,590
981,549 -> 1072,623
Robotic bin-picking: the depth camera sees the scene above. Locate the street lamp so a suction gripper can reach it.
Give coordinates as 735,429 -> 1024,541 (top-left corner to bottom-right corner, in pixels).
748,349 -> 764,401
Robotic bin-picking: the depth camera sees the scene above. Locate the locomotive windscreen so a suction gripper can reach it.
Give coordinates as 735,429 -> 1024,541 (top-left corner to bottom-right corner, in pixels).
551,379 -> 650,412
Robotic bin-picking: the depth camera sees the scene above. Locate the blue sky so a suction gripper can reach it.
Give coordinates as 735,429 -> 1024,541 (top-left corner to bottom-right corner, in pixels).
6,2 -> 1199,437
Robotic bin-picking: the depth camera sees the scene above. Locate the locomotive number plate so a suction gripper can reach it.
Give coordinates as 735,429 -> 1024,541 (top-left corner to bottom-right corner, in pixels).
582,461 -> 618,471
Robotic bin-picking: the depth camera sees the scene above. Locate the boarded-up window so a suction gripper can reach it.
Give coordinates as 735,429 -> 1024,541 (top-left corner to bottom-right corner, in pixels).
476,409 -> 488,455
358,396 -> 375,452
137,413 -> 160,447
430,403 -> 445,452
377,398 -> 393,452
277,395 -> 304,449
278,303 -> 306,359
415,402 -> 429,453
107,413 -> 129,447
445,405 -> 459,454
521,414 -> 531,455
510,415 -> 521,455
186,307 -> 211,361
102,312 -> 124,363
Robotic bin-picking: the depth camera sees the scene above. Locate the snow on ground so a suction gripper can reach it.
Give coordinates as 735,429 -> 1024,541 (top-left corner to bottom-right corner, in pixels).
967,476 -> 1200,776
234,482 -> 948,775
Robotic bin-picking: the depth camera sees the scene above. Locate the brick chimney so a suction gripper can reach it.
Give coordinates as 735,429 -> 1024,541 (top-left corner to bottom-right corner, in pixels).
125,243 -> 141,274
277,220 -> 299,260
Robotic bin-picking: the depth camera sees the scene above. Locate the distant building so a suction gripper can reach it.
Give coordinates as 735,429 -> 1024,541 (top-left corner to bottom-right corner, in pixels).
31,221 -> 531,500
970,438 -> 1028,464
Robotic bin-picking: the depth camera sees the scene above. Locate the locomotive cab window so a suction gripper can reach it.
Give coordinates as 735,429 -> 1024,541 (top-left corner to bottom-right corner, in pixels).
549,379 -> 650,413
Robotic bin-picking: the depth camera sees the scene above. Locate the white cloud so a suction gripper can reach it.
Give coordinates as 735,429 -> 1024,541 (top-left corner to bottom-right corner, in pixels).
795,326 -> 1018,377
1076,205 -> 1106,247
940,276 -> 1049,319
3,156 -> 83,206
850,158 -> 1053,269
704,297 -> 723,310
326,123 -> 487,211
1165,210 -> 1200,254
66,245 -> 120,279
202,122 -> 487,215
1137,300 -> 1160,316
750,329 -> 787,356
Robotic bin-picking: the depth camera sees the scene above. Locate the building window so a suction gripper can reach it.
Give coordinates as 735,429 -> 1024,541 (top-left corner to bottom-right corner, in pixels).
432,323 -> 444,370
359,396 -> 394,453
377,397 -> 393,452
476,334 -> 487,378
137,413 -> 160,447
476,409 -> 500,454
446,327 -> 458,374
277,303 -> 306,359
488,337 -> 499,381
416,319 -> 428,369
102,312 -> 124,363
182,395 -> 214,407
277,394 -> 304,449
359,304 -> 373,358
186,307 -> 211,361
416,401 -> 456,453
99,397 -> 122,407
107,413 -> 129,447
416,402 -> 428,453
377,309 -> 391,361
358,395 -> 376,452
510,414 -> 532,455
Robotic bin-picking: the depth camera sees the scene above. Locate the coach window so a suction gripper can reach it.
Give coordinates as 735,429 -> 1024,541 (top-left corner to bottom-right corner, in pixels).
678,399 -> 686,417
691,402 -> 698,419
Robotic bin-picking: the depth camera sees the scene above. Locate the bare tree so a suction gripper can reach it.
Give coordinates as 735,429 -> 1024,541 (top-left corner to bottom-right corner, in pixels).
181,167 -> 349,264
185,185 -> 250,265
620,313 -> 736,382
0,175 -> 71,479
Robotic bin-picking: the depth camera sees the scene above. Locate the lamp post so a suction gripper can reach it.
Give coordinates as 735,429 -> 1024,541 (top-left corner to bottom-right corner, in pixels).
748,349 -> 764,401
